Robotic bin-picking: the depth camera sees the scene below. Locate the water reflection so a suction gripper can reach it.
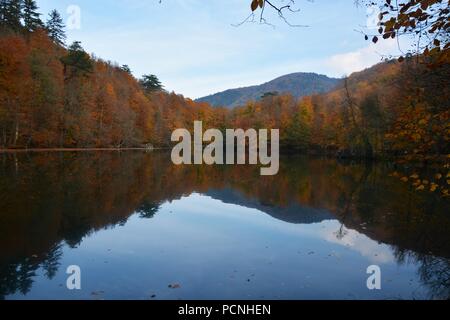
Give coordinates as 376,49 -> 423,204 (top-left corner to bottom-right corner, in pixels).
0,151 -> 449,299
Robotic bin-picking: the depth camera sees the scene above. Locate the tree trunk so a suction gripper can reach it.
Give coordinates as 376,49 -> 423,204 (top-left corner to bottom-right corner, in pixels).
2,127 -> 6,147
13,119 -> 19,147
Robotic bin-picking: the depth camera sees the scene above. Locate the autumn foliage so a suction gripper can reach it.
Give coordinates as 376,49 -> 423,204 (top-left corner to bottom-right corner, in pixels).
0,3 -> 448,184
0,29 -> 223,148
0,26 -> 448,157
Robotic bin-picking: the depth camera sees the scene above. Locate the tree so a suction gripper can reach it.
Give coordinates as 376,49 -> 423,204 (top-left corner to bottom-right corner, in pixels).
22,0 -> 42,32
0,34 -> 32,147
0,0 -> 23,31
61,41 -> 93,80
0,0 -> 7,22
46,9 -> 65,46
244,1 -> 449,64
140,74 -> 164,94
261,91 -> 279,99
120,64 -> 132,74
358,0 -> 449,64
284,107 -> 311,150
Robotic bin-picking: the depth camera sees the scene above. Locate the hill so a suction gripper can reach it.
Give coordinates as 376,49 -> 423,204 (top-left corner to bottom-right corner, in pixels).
196,72 -> 340,108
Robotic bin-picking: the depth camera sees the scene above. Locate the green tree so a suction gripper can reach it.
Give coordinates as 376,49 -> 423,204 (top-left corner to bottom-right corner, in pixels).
121,64 -> 132,74
284,108 -> 311,150
61,41 -> 93,80
261,91 -> 279,99
46,9 -> 65,46
140,74 -> 164,94
0,0 -> 7,22
0,0 -> 23,31
22,0 -> 42,31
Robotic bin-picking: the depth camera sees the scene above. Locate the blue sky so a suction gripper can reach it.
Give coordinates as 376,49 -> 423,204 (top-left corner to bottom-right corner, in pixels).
36,0 -> 407,99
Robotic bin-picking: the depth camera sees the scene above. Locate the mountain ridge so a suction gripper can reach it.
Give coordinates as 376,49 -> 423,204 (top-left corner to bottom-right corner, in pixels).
196,72 -> 341,108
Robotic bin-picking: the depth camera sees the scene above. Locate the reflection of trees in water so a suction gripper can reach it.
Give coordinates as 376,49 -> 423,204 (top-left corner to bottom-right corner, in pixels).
0,261 -> 37,299
418,256 -> 450,300
0,152 -> 449,299
338,161 -> 450,299
334,161 -> 373,240
137,201 -> 161,219
41,244 -> 63,280
0,244 -> 62,299
393,248 -> 450,300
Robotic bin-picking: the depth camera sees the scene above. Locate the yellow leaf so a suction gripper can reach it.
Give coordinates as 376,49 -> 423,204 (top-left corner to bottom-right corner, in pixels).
430,184 -> 438,192
435,173 -> 442,180
416,185 -> 425,191
410,174 -> 419,179
400,177 -> 408,182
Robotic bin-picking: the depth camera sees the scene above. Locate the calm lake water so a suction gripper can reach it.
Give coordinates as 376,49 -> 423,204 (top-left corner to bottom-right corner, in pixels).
0,151 -> 449,300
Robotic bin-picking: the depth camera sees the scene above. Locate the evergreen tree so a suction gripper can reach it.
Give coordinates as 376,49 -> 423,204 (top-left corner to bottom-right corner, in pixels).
61,41 -> 93,80
261,91 -> 279,99
140,74 -> 164,93
1,0 -> 23,31
22,0 -> 42,31
0,0 -> 7,23
121,65 -> 132,75
46,9 -> 65,46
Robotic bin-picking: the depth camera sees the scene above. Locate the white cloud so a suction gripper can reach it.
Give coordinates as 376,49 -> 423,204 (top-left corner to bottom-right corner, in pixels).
323,38 -> 404,77
182,39 -> 410,98
320,224 -> 395,264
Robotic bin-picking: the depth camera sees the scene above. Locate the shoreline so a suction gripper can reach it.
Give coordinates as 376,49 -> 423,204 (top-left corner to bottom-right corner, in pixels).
0,147 -> 169,153
0,148 -> 446,165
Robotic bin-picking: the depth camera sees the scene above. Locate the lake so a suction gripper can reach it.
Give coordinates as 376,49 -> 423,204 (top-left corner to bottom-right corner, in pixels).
0,151 -> 449,300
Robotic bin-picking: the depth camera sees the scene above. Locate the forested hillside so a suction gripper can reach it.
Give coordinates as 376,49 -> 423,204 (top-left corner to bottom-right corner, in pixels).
228,59 -> 449,159
196,73 -> 340,108
0,2 -> 220,149
0,1 -> 448,171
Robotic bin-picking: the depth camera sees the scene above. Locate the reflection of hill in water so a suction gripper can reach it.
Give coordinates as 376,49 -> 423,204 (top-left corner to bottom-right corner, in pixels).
0,151 -> 449,299
206,188 -> 333,224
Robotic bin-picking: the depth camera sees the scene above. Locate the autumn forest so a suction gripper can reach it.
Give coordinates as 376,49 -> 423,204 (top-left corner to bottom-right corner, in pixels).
1,0 -> 450,302
0,0 -> 449,187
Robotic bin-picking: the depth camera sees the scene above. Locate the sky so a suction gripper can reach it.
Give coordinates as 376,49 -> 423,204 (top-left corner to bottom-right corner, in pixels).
36,0 -> 409,99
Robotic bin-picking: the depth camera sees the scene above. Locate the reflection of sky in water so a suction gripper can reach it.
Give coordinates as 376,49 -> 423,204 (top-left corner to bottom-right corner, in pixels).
7,194 -> 430,300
